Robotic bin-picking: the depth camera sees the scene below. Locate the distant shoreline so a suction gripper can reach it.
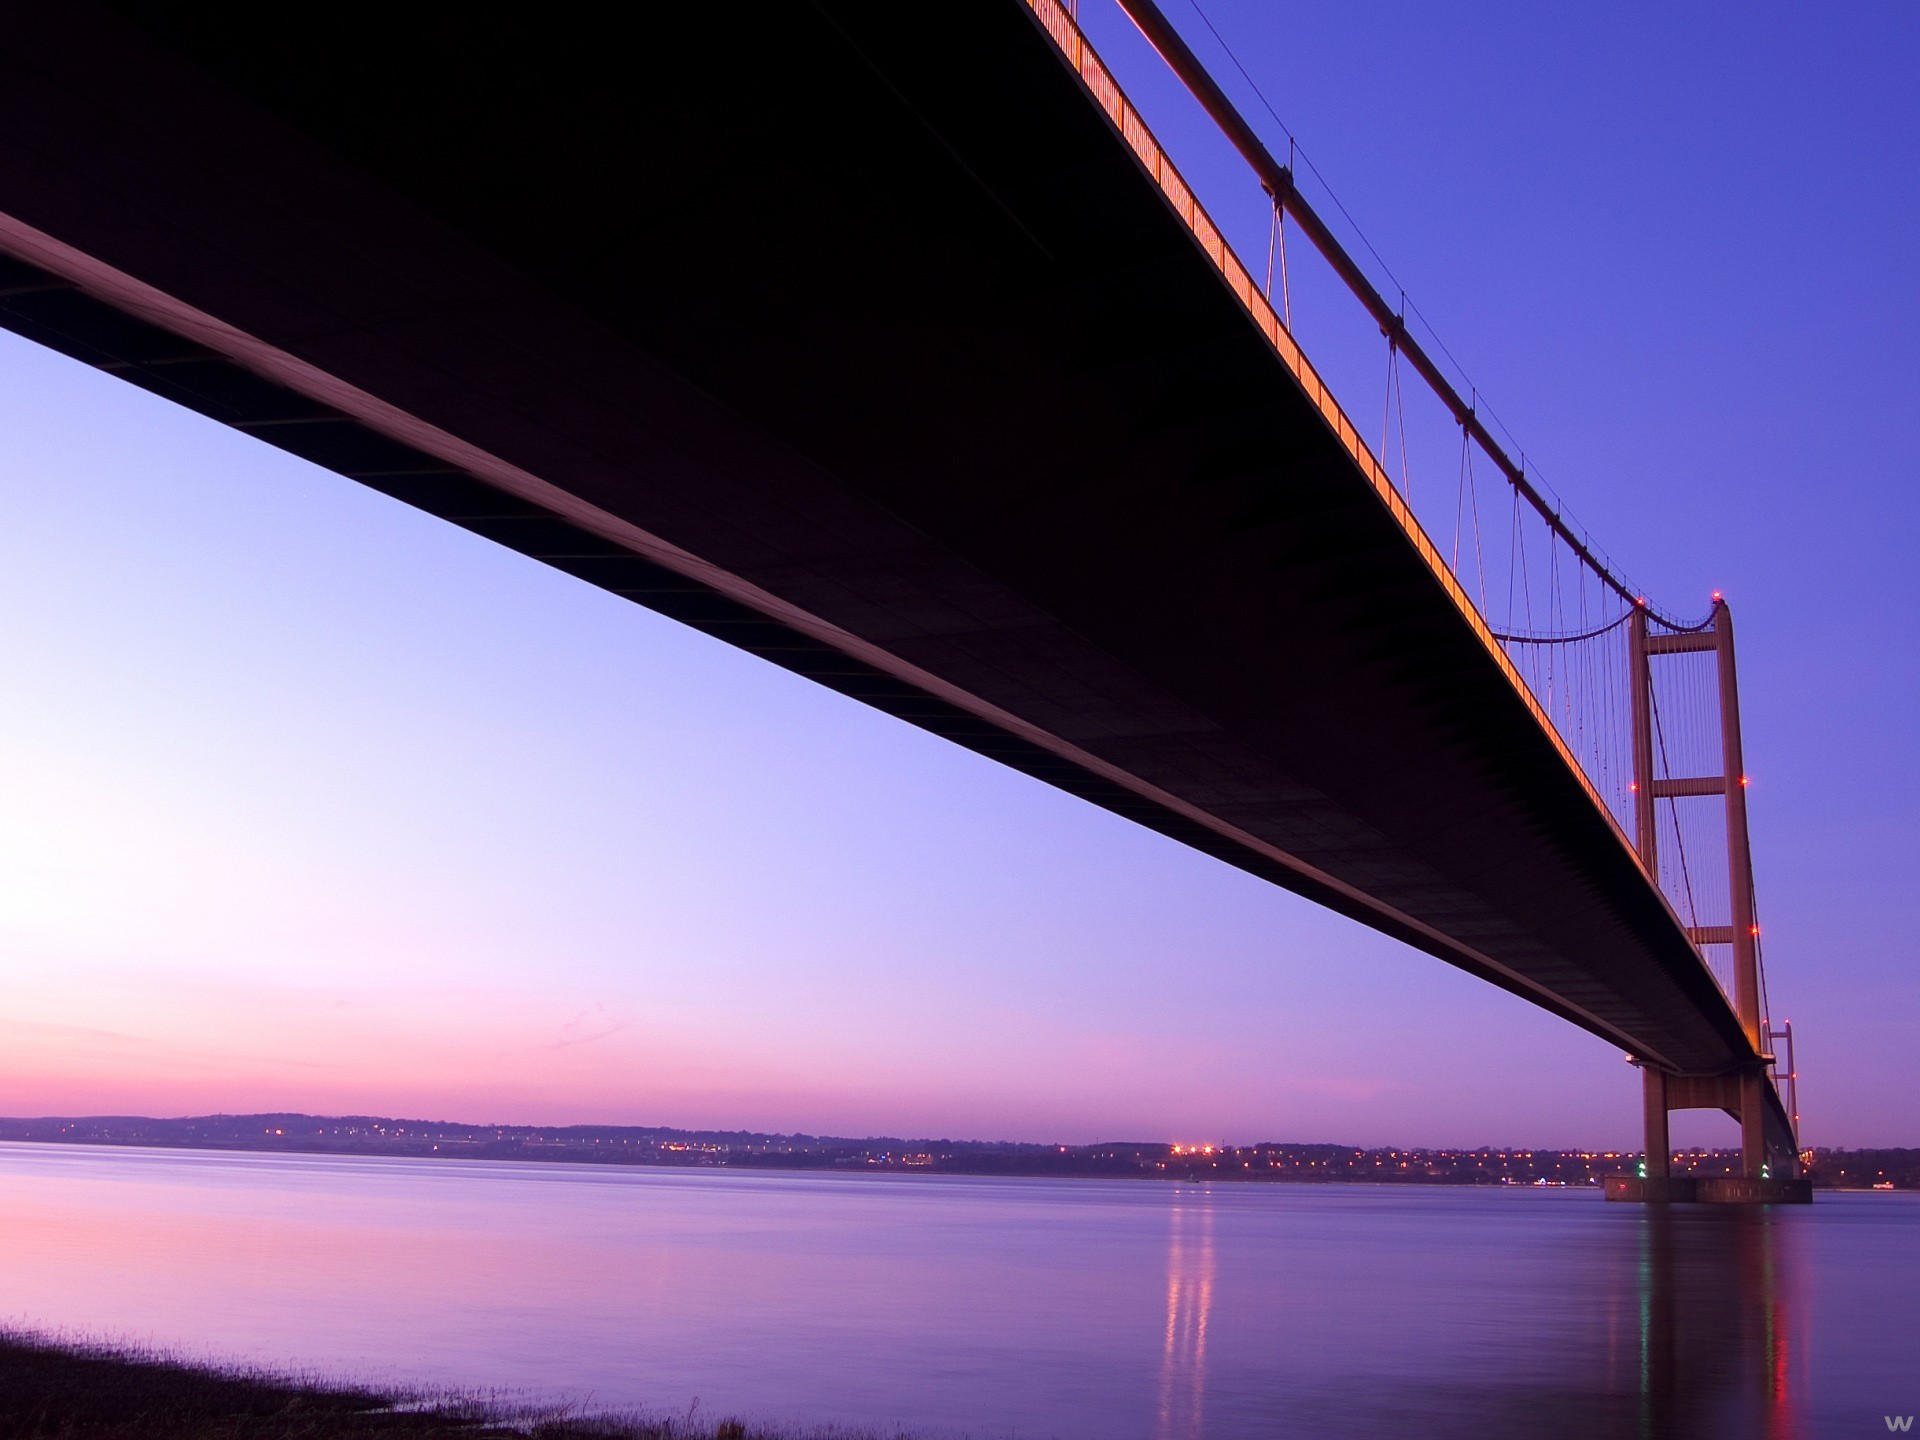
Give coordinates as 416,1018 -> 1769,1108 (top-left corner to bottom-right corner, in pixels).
2,1112 -> 1913,1190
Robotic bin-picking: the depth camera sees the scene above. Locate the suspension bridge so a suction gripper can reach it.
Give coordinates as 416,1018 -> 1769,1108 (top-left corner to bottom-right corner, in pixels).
0,0 -> 1804,1198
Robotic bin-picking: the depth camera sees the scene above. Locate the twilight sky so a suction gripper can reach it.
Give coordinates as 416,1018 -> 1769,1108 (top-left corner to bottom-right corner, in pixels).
0,1 -> 1914,1148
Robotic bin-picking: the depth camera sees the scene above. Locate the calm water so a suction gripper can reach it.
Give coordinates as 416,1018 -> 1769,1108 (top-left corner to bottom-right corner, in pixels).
0,1142 -> 1911,1438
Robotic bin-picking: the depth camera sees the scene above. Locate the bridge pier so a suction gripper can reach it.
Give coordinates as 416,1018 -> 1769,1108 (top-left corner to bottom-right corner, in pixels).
1610,602 -> 1809,1205
1608,1061 -> 1811,1203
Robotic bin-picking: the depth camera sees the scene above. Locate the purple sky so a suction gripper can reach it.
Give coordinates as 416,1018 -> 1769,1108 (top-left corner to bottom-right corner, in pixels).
0,1 -> 1913,1148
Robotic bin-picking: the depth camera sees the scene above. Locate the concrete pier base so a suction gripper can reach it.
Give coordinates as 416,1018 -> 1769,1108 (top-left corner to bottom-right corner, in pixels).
1605,1176 -> 1698,1203
1605,1174 -> 1812,1204
1694,1175 -> 1812,1204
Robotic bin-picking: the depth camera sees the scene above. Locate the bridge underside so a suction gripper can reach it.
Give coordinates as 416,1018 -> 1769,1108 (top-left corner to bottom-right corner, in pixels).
0,1 -> 1782,1135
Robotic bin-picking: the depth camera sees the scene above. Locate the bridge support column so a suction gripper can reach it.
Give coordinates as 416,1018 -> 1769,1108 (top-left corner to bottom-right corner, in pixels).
1607,1065 -> 1810,1203
1607,1064 -> 1697,1201
1610,599 -> 1809,1205
1642,1066 -> 1670,1181
1712,600 -> 1774,1189
1739,1069 -> 1767,1181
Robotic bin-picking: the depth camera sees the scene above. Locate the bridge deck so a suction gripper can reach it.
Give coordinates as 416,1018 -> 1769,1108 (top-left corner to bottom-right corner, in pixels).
0,2 -> 1777,1104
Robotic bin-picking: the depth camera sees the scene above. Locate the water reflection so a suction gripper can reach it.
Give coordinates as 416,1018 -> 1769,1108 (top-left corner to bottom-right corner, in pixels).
1620,1204 -> 1803,1440
1198,1191 -> 1814,1440
0,1145 -> 1899,1440
1154,1191 -> 1215,1440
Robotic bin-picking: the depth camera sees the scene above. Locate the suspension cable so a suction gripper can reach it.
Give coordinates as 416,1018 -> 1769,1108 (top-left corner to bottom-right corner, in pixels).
1649,682 -> 1703,933
1115,0 -> 1704,630
1490,608 -> 1638,646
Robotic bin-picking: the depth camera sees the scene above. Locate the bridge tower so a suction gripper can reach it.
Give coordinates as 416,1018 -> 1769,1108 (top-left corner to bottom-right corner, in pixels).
1622,598 -> 1805,1202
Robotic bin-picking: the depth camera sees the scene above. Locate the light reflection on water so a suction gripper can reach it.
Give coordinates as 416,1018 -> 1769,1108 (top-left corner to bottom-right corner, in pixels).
1155,1197 -> 1212,1440
0,1142 -> 1910,1438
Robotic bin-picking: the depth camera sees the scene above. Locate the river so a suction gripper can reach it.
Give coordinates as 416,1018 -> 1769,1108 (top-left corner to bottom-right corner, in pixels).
0,1141 -> 1909,1437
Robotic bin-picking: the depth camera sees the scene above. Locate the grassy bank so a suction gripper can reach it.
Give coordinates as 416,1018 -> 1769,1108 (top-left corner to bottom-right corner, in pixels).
0,1332 -> 895,1440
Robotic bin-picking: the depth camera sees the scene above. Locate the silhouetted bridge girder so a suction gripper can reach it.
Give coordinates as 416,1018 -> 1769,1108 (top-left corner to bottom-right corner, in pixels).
0,2 -> 1789,1151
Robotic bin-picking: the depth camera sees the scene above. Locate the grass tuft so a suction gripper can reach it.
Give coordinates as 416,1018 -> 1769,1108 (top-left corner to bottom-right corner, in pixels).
0,1330 -> 914,1440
